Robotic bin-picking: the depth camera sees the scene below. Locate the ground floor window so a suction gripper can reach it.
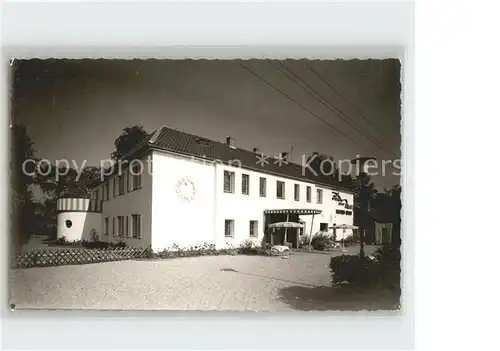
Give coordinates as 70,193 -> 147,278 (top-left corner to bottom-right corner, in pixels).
117,216 -> 125,237
131,214 -> 141,238
299,221 -> 305,235
225,219 -> 234,237
320,222 -> 328,231
104,217 -> 109,235
249,220 -> 258,238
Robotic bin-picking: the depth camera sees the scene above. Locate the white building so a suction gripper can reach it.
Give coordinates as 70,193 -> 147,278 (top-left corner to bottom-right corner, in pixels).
57,126 -> 355,251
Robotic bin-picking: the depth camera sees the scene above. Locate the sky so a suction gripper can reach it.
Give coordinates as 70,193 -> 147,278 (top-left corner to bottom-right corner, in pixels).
12,59 -> 401,192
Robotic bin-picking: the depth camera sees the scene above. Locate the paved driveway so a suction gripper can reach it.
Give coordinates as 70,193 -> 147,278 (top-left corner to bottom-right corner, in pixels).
11,246 -> 397,311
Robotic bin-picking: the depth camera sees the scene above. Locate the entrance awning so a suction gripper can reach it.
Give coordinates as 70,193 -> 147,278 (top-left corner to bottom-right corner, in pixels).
264,209 -> 322,215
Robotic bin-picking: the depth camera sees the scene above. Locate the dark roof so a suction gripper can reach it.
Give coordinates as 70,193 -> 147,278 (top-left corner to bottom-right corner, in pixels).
146,126 -> 353,193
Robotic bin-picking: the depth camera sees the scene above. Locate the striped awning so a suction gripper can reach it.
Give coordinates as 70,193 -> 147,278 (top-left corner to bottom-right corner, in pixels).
264,209 -> 322,215
56,198 -> 103,213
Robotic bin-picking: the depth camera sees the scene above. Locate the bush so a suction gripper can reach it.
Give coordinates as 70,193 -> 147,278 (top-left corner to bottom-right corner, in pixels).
90,228 -> 99,242
298,235 -> 310,248
373,245 -> 401,291
311,232 -> 330,251
329,255 -> 378,287
81,240 -> 127,249
237,239 -> 270,255
329,245 -> 401,291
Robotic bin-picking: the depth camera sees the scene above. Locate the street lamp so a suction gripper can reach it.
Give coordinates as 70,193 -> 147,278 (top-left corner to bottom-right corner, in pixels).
351,156 -> 376,258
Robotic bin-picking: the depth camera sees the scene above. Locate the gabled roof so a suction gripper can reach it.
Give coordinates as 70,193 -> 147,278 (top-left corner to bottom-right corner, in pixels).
147,126 -> 354,194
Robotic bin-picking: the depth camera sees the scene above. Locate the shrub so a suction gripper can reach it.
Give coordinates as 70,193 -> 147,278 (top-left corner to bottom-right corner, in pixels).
373,245 -> 401,291
311,232 -> 330,251
329,246 -> 401,292
237,239 -> 270,255
329,255 -> 379,287
298,235 -> 310,248
90,229 -> 99,242
81,240 -> 127,249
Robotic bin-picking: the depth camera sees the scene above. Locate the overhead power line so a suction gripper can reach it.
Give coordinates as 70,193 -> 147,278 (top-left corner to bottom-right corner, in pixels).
271,60 -> 398,159
304,62 -> 394,141
236,61 -> 372,154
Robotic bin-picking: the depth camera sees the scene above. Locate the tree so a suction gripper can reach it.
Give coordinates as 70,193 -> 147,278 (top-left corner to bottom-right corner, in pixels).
385,185 -> 402,247
11,124 -> 38,253
110,125 -> 149,161
36,165 -> 102,232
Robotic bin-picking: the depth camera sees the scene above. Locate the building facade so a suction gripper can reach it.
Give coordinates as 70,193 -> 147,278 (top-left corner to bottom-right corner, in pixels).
57,126 -> 355,251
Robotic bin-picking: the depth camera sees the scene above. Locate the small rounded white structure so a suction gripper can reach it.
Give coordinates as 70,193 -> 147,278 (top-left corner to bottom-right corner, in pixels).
56,198 -> 103,242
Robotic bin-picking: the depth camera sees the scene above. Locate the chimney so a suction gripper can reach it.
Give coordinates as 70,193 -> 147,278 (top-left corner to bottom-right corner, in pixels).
252,147 -> 260,153
226,136 -> 235,148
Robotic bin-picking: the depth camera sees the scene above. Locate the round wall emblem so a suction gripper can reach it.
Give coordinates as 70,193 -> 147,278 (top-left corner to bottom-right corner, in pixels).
176,177 -> 196,201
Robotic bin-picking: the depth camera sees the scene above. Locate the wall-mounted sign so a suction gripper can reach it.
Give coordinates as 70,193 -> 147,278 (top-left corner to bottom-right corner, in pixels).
332,191 -> 352,209
176,177 -> 196,202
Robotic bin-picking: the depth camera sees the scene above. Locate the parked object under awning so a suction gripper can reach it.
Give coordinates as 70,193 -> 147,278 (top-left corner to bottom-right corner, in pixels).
329,224 -> 359,252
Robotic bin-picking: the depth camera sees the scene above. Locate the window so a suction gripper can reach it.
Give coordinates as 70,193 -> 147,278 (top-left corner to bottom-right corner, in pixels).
294,184 -> 300,201
299,221 -> 305,235
224,171 -> 235,193
130,163 -> 142,190
103,182 -> 109,201
320,223 -> 328,231
224,220 -> 235,237
131,214 -> 141,238
336,209 -> 346,215
306,186 -> 311,203
317,189 -> 323,204
345,211 -> 352,216
112,217 -> 116,236
249,220 -> 258,238
242,174 -> 250,195
113,177 -> 117,197
118,174 -> 125,195
65,220 -> 72,228
104,217 -> 109,235
277,181 -> 285,199
259,177 -> 266,197
117,216 -> 125,237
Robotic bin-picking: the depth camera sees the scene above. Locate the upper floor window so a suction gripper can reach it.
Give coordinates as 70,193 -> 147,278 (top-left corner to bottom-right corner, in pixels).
118,174 -> 125,195
242,174 -> 250,195
103,182 -> 109,201
130,163 -> 142,190
224,171 -> 235,193
259,177 -> 267,197
276,181 -> 285,199
317,189 -> 323,204
306,186 -> 311,203
294,184 -> 300,201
